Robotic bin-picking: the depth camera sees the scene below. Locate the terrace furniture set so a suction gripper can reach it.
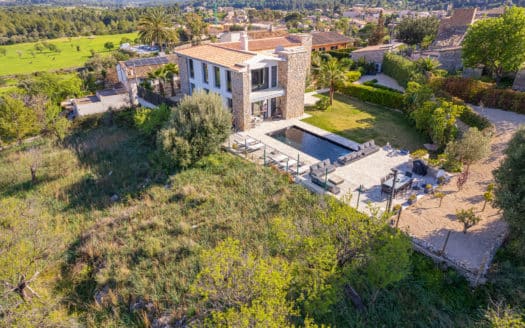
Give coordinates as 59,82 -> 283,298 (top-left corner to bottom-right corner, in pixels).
337,140 -> 379,165
233,136 -> 310,176
309,159 -> 342,194
380,173 -> 414,198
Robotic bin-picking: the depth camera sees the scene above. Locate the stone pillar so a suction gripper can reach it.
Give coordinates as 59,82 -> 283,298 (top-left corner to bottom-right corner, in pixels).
277,48 -> 308,120
177,56 -> 190,95
231,69 -> 250,131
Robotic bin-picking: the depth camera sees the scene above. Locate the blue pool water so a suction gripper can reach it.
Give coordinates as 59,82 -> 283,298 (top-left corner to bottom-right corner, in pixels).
268,126 -> 353,162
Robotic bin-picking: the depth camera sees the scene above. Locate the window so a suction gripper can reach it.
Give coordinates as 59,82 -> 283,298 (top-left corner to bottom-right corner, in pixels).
271,66 -> 277,88
226,70 -> 232,92
214,66 -> 221,88
319,47 -> 325,51
189,59 -> 194,78
330,46 -> 338,50
190,83 -> 195,95
202,63 -> 208,83
251,67 -> 269,91
227,97 -> 233,110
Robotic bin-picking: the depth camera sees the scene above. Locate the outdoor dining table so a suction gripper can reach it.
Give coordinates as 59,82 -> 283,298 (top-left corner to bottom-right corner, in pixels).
382,175 -> 412,192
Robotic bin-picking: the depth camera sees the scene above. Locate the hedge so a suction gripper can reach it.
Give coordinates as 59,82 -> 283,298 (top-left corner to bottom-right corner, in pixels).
436,76 -> 525,114
342,83 -> 404,110
382,52 -> 417,88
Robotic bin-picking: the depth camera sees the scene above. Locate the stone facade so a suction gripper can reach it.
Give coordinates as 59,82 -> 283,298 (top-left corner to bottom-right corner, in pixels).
437,48 -> 463,73
277,48 -> 309,119
177,56 -> 190,95
231,69 -> 250,131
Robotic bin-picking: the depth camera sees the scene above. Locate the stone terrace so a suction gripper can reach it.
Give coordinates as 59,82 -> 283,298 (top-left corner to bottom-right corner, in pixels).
227,117 -> 436,212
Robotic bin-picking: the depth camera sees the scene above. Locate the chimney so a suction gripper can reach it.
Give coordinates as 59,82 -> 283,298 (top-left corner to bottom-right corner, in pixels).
240,31 -> 249,51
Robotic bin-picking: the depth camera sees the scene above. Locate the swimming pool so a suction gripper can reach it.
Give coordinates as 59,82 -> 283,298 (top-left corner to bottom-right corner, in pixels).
268,126 -> 353,162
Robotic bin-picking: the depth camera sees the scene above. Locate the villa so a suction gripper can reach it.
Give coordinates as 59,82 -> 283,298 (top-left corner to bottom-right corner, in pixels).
175,31 -> 312,131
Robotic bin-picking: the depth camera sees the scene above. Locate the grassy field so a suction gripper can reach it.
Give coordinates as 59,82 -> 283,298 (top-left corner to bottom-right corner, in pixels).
1,116 -> 523,326
304,93 -> 428,151
0,32 -> 137,76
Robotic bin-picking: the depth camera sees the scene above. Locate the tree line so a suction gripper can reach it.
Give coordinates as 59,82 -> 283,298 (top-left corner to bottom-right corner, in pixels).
0,6 -> 180,45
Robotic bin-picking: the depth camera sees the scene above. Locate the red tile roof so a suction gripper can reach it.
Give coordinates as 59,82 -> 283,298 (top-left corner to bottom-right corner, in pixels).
311,31 -> 352,46
216,36 -> 302,52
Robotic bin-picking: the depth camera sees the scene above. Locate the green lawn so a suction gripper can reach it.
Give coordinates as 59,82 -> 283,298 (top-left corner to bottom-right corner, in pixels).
303,93 -> 427,151
0,32 -> 137,76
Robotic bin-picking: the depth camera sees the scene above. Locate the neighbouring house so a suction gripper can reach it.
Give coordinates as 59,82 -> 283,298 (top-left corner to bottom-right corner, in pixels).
424,8 -> 477,72
175,31 -> 312,131
350,43 -> 403,72
116,55 -> 180,107
64,85 -> 130,118
311,31 -> 353,51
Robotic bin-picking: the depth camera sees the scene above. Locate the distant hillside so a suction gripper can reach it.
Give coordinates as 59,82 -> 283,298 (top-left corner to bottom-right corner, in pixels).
0,0 -> 521,9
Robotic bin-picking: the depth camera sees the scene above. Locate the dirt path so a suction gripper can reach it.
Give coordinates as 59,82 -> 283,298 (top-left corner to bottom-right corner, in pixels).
399,106 -> 525,274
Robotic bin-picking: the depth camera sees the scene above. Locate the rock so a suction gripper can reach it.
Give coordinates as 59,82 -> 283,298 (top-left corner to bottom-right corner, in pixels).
110,194 -> 119,202
94,285 -> 110,305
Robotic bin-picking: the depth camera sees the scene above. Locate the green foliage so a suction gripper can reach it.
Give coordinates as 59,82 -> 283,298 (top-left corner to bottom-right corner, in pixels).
396,16 -> 439,46
0,95 -> 39,143
342,83 -> 404,110
192,238 -> 295,327
445,127 -> 491,167
368,11 -> 387,46
459,106 -> 493,131
411,100 -> 464,147
456,208 -> 481,234
157,91 -> 232,168
315,97 -> 331,111
103,41 -> 114,50
19,72 -> 83,104
494,128 -> 525,257
318,58 -> 346,105
462,7 -> 525,82
382,52 -> 420,88
410,148 -> 429,159
133,104 -> 171,138
404,81 -> 434,113
138,9 -> 178,49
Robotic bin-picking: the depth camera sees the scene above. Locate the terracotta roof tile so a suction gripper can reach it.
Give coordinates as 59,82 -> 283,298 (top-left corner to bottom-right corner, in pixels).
216,36 -> 301,52
311,31 -> 352,46
175,45 -> 255,70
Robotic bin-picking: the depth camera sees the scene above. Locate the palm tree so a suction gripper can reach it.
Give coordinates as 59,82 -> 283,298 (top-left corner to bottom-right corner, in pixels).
138,9 -> 177,51
415,57 -> 440,75
148,63 -> 179,97
319,58 -> 346,105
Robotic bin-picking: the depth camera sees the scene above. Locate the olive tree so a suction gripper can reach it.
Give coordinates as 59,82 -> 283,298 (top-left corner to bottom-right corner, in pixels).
445,127 -> 491,173
157,90 -> 232,168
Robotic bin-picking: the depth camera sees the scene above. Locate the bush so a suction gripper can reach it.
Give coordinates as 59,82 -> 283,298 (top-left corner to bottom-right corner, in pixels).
157,91 -> 232,169
382,53 -> 419,87
315,97 -> 331,111
341,83 -> 404,110
437,76 -> 525,114
459,106 -> 493,131
133,104 -> 171,137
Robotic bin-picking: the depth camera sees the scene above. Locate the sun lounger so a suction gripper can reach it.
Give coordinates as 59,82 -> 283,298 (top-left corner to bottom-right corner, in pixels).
269,154 -> 287,163
246,142 -> 264,152
279,159 -> 297,168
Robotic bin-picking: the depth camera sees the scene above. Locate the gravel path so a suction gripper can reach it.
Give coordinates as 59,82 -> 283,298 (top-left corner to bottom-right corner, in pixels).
399,106 -> 525,275
356,73 -> 405,92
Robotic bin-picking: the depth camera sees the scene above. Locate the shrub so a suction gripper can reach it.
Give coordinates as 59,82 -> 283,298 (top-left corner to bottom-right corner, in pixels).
437,76 -> 525,114
315,97 -> 331,111
382,52 -> 419,87
363,79 -> 403,93
341,83 -> 404,110
133,104 -> 171,137
157,91 -> 232,169
459,106 -> 492,131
